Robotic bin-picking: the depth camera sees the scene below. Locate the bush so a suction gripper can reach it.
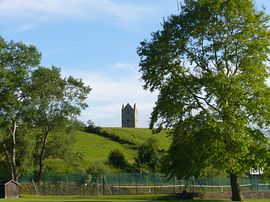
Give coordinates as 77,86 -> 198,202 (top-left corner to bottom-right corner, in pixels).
86,160 -> 108,183
134,137 -> 160,173
108,149 -> 127,170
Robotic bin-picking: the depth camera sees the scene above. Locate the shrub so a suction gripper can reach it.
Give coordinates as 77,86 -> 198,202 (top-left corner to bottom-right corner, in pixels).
134,137 -> 160,173
108,149 -> 127,170
86,160 -> 108,183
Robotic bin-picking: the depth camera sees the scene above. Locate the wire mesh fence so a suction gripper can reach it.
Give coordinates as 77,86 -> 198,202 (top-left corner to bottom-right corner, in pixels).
11,173 -> 270,196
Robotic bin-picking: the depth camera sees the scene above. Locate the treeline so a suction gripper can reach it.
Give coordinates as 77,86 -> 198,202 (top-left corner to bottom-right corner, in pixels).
0,37 -> 91,184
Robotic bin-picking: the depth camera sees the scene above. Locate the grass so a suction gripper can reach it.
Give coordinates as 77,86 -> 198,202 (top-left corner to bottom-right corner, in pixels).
1,194 -> 269,202
73,130 -> 136,161
101,128 -> 171,150
0,200 -> 230,202
72,128 -> 171,163
16,194 -> 270,202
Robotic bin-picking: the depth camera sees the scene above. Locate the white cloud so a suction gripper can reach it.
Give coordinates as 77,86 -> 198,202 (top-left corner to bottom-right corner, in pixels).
2,17 -> 48,34
112,62 -> 138,72
43,47 -> 74,56
14,22 -> 36,32
0,0 -> 174,26
62,62 -> 157,128
0,0 -> 82,17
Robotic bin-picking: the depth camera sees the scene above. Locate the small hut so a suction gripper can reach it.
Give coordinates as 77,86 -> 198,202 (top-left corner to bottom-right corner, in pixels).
0,180 -> 20,198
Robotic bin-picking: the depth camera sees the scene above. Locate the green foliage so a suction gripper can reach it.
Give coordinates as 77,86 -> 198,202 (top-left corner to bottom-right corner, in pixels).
138,0 -> 270,201
134,138 -> 161,173
86,160 -> 108,183
0,37 -> 41,180
85,120 -> 102,134
0,37 -> 91,181
30,66 -> 91,183
108,149 -> 127,170
16,125 -> 35,175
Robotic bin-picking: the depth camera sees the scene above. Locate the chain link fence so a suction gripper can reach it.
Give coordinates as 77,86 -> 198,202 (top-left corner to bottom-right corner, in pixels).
9,173 -> 270,195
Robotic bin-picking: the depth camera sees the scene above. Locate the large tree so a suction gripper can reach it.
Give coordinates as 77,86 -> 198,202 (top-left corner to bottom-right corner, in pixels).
0,37 -> 91,182
138,0 -> 270,201
30,66 -> 91,184
0,37 -> 41,180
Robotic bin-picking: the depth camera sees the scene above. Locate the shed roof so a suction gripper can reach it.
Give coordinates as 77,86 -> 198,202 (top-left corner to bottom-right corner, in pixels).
4,180 -> 20,186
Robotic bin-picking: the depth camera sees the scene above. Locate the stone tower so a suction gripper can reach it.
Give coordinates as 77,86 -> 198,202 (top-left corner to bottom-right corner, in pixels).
121,103 -> 138,128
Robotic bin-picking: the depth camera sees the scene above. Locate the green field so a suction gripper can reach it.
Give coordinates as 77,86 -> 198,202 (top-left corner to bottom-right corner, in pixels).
73,127 -> 171,162
2,193 -> 269,202
0,195 -> 269,202
0,200 -> 232,202
0,200 -> 234,202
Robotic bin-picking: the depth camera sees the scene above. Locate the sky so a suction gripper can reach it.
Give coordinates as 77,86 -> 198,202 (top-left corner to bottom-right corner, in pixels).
0,0 -> 269,128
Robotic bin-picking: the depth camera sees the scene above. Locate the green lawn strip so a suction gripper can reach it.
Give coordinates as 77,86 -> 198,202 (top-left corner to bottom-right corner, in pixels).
2,196 -> 269,202
0,200 -> 150,202
18,194 -> 270,202
245,200 -> 270,202
19,194 -> 172,200
21,200 -> 150,202
0,199 -> 231,202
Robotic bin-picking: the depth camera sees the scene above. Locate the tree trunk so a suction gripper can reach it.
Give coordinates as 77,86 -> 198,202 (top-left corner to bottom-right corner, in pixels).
11,120 -> 17,181
34,157 -> 44,185
1,120 -> 18,181
230,173 -> 243,201
34,130 -> 49,184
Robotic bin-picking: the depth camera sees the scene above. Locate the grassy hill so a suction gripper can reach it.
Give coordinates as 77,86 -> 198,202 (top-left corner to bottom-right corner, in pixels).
73,128 -> 171,164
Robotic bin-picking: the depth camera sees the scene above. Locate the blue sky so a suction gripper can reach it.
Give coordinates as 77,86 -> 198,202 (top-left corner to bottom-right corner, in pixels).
0,0 -> 269,128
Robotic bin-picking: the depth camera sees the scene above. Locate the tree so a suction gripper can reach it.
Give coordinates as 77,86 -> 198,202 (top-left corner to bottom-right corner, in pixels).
134,138 -> 160,173
0,37 -> 91,182
108,149 -> 127,170
30,66 -> 91,184
0,37 -> 41,180
138,0 -> 270,201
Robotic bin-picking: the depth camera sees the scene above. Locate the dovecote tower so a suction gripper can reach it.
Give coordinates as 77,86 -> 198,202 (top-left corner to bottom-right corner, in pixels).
121,103 -> 138,128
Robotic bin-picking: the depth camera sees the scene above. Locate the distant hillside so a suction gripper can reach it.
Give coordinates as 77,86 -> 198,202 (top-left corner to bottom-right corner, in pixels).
73,127 -> 171,164
100,128 -> 171,151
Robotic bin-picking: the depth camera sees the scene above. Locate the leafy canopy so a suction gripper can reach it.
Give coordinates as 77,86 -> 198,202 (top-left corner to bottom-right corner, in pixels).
0,36 -> 91,180
138,0 -> 270,179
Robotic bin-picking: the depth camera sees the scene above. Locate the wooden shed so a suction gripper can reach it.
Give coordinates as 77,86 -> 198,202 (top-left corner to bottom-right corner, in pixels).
0,180 -> 20,198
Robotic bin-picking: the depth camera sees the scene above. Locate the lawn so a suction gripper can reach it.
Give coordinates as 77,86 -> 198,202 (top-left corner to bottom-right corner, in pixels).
0,199 -> 269,202
2,194 -> 268,202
